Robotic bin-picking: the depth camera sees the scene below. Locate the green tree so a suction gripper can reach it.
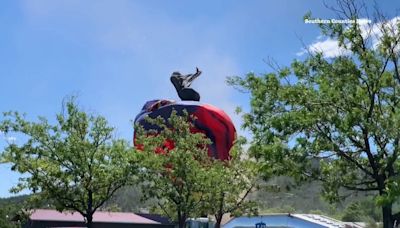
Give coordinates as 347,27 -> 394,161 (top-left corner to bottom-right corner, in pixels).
341,202 -> 364,222
0,203 -> 27,228
136,111 -> 212,228
0,99 -> 137,228
204,141 -> 259,228
136,111 -> 258,228
228,1 -> 400,227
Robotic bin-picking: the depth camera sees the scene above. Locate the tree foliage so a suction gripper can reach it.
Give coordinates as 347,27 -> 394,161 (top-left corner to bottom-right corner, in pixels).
0,99 -> 137,227
0,203 -> 27,228
228,1 -> 400,227
135,110 -> 212,228
204,140 -> 259,228
136,111 -> 258,228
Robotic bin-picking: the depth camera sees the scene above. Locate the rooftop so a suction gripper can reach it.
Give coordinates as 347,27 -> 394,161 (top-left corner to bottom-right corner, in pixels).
30,209 -> 160,224
223,214 -> 365,228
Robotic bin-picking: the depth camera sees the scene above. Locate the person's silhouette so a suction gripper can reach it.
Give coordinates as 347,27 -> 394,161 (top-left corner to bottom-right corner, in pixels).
170,68 -> 202,101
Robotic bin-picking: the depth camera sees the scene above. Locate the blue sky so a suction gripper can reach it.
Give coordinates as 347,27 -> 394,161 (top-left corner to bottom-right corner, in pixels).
1,0 -> 399,198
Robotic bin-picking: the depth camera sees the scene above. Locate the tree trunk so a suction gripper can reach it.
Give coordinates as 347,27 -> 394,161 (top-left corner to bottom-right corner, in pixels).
214,193 -> 225,228
86,214 -> 93,228
179,217 -> 186,228
177,210 -> 186,228
382,204 -> 393,228
87,190 -> 94,228
214,214 -> 223,228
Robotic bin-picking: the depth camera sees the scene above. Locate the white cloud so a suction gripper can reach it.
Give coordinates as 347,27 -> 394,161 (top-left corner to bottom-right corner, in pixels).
362,16 -> 400,50
297,37 -> 350,58
5,137 -> 16,144
298,17 -> 400,58
0,131 -> 15,143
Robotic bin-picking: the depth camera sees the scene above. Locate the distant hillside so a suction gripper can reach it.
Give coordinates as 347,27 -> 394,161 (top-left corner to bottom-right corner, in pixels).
102,186 -> 151,212
0,195 -> 29,206
249,176 -> 381,222
249,177 -> 338,213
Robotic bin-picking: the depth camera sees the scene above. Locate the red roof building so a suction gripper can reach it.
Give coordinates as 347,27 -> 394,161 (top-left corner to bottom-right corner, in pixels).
24,209 -> 174,228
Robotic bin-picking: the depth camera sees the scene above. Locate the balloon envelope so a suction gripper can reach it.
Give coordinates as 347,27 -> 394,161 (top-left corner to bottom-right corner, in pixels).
134,100 -> 236,160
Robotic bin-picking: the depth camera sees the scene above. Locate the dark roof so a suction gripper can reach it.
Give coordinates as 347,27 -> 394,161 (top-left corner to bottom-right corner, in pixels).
136,213 -> 173,225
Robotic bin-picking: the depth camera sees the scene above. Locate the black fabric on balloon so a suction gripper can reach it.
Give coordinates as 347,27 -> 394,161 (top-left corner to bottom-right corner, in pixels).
170,68 -> 201,101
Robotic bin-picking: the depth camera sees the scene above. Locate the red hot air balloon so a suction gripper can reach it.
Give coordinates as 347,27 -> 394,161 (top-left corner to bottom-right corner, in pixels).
134,99 -> 236,160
